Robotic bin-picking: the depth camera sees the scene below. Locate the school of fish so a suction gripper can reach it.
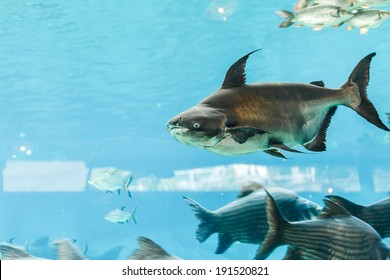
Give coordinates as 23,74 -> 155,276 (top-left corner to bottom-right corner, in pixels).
277,0 -> 390,34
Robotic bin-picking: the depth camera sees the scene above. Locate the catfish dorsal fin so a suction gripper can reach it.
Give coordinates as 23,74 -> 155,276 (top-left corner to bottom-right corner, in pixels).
221,49 -> 261,89
318,198 -> 351,219
236,181 -> 265,199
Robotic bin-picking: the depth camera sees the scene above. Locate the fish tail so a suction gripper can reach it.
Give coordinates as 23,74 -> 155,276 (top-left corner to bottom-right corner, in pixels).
132,207 -> 137,224
342,53 -> 389,131
275,10 -> 294,28
254,190 -> 287,260
183,196 -> 217,243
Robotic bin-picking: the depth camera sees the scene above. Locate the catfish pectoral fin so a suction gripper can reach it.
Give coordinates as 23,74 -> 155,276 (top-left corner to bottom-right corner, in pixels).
226,127 -> 266,144
264,148 -> 286,159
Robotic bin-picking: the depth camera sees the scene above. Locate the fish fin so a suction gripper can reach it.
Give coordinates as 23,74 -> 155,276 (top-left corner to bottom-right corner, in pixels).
332,22 -> 344,28
283,247 -> 303,260
0,244 -> 33,259
318,198 -> 351,219
120,206 -> 126,211
125,176 -> 132,198
8,237 -> 16,244
304,106 -> 337,152
254,189 -> 287,260
342,52 -> 389,131
310,80 -> 325,87
183,196 -> 217,243
132,207 -> 138,224
236,181 -> 265,199
360,27 -> 369,35
221,49 -> 261,89
129,236 -> 173,260
226,127 -> 266,144
263,148 -> 287,159
271,143 -> 304,154
53,239 -> 85,260
275,10 -> 294,28
312,26 -> 324,31
215,233 -> 234,254
117,189 -> 121,195
325,195 -> 363,217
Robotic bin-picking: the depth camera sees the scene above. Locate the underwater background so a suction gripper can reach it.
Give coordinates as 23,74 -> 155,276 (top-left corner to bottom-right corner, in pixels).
0,0 -> 389,260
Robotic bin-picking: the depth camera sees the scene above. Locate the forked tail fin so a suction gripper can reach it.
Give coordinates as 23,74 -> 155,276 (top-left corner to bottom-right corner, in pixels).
342,53 -> 389,131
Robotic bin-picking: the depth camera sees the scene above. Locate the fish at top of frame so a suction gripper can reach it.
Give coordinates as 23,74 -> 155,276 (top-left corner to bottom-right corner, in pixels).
167,50 -> 389,158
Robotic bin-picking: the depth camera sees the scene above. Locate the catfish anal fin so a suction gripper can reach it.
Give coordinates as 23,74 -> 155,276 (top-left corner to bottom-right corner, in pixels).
304,106 -> 337,152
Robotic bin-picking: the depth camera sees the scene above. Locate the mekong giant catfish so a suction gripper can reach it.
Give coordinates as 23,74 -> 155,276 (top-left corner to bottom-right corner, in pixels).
167,50 -> 389,158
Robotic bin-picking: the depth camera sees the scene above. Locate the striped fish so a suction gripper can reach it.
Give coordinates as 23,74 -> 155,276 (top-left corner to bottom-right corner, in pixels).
184,182 -> 321,254
326,195 -> 390,239
128,236 -> 181,260
255,190 -> 390,260
53,239 -> 86,260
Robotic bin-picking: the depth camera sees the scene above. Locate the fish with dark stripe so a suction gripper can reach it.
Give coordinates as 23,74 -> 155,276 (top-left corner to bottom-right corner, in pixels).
167,51 -> 389,158
184,182 -> 321,254
326,194 -> 390,238
255,190 -> 390,260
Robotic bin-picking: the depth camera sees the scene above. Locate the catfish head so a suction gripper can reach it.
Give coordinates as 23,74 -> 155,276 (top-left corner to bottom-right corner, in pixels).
167,105 -> 227,148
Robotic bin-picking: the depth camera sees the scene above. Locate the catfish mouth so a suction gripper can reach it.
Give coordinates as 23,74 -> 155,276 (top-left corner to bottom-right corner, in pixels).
167,123 -> 221,148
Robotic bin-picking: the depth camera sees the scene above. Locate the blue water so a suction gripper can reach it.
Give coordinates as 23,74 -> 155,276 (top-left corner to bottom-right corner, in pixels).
0,1 -> 389,260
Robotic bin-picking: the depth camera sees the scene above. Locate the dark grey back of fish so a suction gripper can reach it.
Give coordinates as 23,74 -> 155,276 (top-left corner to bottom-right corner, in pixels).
327,195 -> 390,238
184,186 -> 321,254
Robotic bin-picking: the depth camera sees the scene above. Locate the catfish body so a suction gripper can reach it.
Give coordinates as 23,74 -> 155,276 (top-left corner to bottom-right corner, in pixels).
168,51 -> 389,158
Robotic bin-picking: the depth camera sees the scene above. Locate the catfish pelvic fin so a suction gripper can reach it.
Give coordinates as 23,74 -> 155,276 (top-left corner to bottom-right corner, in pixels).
271,143 -> 304,154
264,148 -> 287,159
221,49 -> 261,89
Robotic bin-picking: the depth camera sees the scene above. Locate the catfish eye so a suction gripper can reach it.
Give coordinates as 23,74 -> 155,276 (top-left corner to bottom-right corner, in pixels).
193,122 -> 200,129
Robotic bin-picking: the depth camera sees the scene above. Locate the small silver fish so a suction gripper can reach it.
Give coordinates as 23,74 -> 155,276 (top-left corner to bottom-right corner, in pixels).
128,236 -> 181,260
326,195 -> 390,238
52,239 -> 86,260
184,182 -> 321,254
104,206 -> 137,224
255,190 -> 390,260
276,5 -> 354,30
88,169 -> 132,197
294,0 -> 358,11
343,9 -> 390,34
